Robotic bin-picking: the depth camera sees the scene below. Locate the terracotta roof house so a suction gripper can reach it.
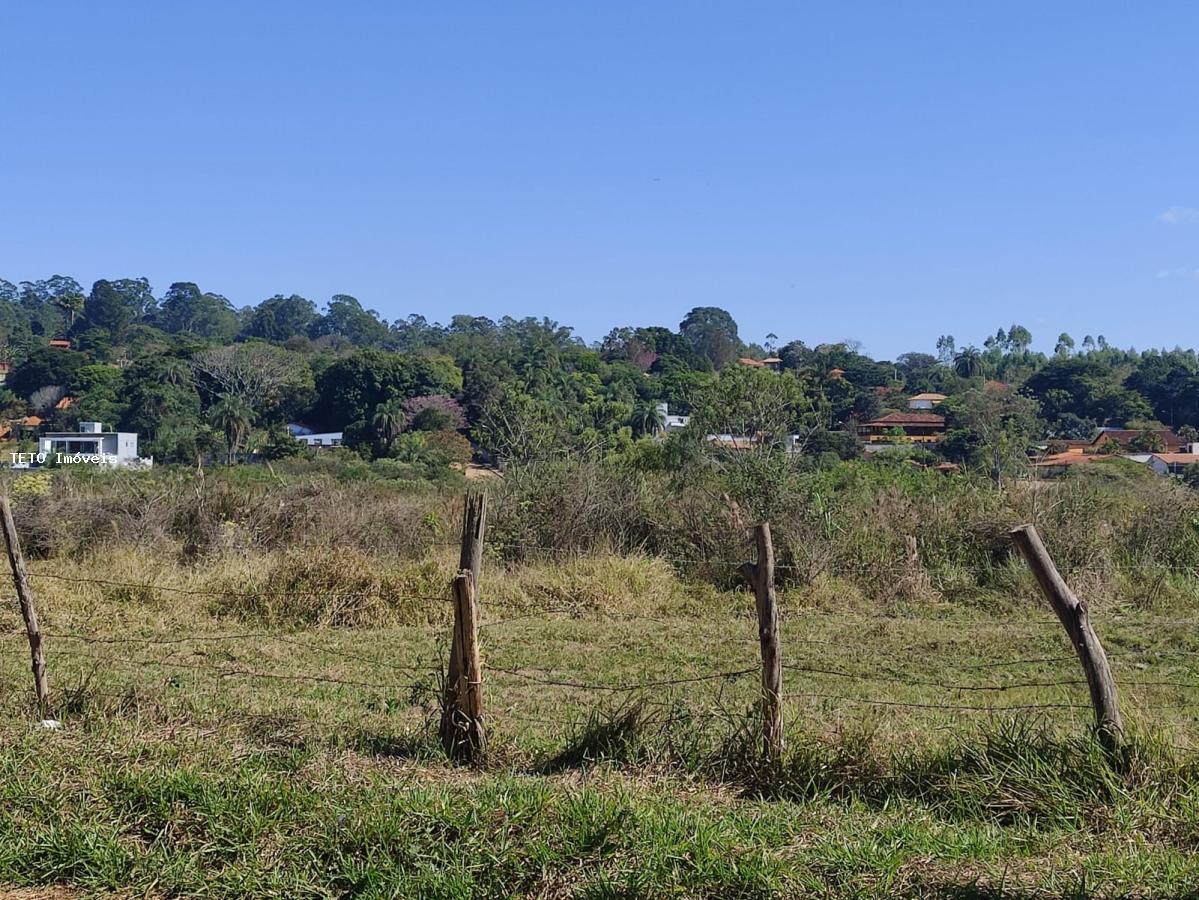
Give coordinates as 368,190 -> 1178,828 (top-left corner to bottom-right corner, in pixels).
48,339 -> 71,349
857,412 -> 946,444
1090,428 -> 1184,453
1034,452 -> 1098,470
1147,453 -> 1199,476
907,392 -> 947,410
737,357 -> 766,368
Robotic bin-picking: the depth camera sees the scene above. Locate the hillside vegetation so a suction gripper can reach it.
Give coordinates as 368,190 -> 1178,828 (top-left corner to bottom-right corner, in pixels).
1,464 -> 1199,895
3,275 -> 1199,489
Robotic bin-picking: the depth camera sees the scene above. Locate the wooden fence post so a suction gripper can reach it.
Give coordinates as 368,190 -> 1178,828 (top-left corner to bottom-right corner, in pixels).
1010,524 -> 1124,748
444,493 -> 486,721
0,495 -> 50,718
440,571 -> 486,759
738,522 -> 783,762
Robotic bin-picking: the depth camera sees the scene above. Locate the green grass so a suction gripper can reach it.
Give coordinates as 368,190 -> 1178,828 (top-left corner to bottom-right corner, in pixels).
3,549 -> 1199,897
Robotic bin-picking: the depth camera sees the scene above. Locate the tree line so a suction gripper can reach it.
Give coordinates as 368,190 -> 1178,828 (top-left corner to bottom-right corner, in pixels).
1,274 -> 1197,479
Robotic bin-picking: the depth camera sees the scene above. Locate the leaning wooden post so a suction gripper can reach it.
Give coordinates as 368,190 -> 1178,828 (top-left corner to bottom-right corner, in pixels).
1010,524 -> 1124,748
444,493 -> 487,723
440,571 -> 486,759
738,522 -> 783,762
0,495 -> 50,718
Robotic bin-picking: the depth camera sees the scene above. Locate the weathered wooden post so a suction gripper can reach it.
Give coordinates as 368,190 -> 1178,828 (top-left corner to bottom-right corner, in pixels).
0,495 -> 50,718
445,493 -> 486,709
440,571 -> 486,759
738,522 -> 783,762
1010,524 -> 1124,748
441,493 -> 486,762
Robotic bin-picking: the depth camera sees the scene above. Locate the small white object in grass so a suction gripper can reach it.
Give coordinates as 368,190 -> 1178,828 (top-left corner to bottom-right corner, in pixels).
39,719 -> 62,730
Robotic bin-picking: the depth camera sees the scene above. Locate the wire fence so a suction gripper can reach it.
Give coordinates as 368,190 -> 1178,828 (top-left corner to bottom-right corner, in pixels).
4,562 -> 1199,737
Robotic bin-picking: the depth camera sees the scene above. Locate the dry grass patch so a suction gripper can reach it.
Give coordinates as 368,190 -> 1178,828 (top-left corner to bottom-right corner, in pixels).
210,546 -> 457,627
487,553 -> 725,618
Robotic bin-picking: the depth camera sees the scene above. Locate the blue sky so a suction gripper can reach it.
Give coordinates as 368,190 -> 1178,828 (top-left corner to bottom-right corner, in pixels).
2,2 -> 1197,358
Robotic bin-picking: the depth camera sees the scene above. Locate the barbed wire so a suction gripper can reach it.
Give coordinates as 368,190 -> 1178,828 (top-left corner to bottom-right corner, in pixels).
6,556 -> 1199,726
486,664 -> 757,693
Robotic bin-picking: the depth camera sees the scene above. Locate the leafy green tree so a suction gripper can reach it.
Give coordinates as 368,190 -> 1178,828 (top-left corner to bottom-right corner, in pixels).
1125,350 -> 1199,429
1129,429 -> 1166,453
81,280 -> 135,338
156,282 -> 239,339
8,347 -> 85,399
941,386 -> 1041,488
1006,324 -> 1033,353
690,365 -> 817,452
260,423 -> 305,459
936,334 -> 956,364
118,356 -> 203,450
475,383 -> 567,466
404,395 -> 466,431
1054,333 -> 1075,357
244,294 -> 317,343
310,294 -> 390,347
679,306 -> 742,369
311,350 -> 461,430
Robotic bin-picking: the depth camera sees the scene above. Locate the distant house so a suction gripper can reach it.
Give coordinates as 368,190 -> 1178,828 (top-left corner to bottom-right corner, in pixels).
0,362 -> 10,385
1034,452 -> 1100,474
907,392 -> 947,410
295,432 -> 343,449
1147,452 -> 1199,476
1090,427 -> 1184,453
287,423 -> 344,449
737,357 -> 766,369
36,421 -> 150,468
655,403 -> 690,433
857,412 -> 946,444
48,339 -> 71,350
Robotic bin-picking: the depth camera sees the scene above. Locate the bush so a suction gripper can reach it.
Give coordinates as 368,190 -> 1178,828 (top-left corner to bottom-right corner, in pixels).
211,546 -> 452,627
423,429 -> 472,466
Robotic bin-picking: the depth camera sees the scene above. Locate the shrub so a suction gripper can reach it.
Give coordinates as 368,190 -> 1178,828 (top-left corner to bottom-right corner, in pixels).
211,546 -> 453,627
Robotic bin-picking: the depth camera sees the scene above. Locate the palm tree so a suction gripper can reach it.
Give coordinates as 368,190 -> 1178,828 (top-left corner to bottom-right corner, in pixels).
953,347 -> 985,379
372,399 -> 407,455
208,393 -> 254,464
159,358 -> 192,386
629,400 -> 666,437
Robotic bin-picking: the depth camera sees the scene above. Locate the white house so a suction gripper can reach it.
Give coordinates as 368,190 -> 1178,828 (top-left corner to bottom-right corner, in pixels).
36,422 -> 150,468
1146,451 -> 1199,476
907,393 -> 947,410
295,431 -> 344,449
655,403 -> 691,433
287,423 -> 344,449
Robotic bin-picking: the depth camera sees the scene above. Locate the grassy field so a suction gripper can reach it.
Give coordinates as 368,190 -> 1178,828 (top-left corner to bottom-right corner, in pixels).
3,545 -> 1199,898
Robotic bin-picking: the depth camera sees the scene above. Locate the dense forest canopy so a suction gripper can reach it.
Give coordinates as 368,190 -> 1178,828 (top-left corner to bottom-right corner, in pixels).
2,273 -> 1198,477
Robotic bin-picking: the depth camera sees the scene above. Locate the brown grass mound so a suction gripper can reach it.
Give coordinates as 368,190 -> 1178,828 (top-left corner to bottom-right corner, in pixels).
212,547 -> 455,627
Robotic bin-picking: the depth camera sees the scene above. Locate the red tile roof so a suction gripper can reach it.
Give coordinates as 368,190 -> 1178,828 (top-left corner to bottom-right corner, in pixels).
1150,453 -> 1199,465
862,412 -> 945,426
1092,429 -> 1183,450
1035,452 -> 1097,467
